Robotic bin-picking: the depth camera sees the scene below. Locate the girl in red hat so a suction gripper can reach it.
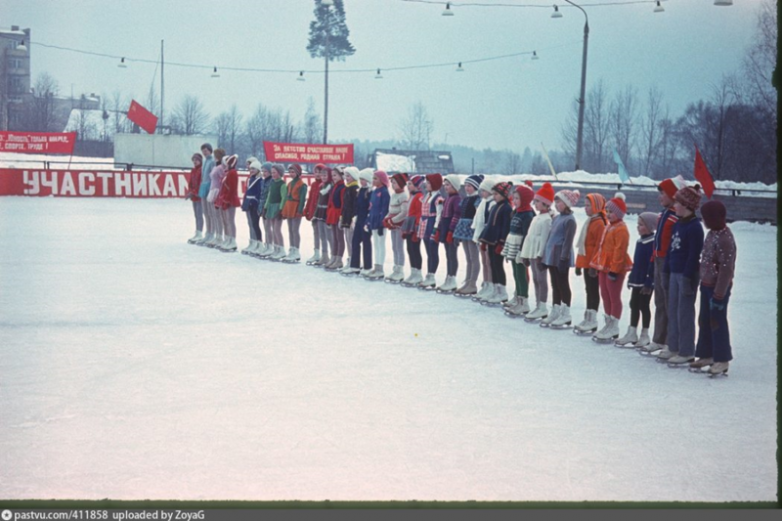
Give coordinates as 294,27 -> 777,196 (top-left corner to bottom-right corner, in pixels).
479,181 -> 514,304
325,167 -> 346,270
574,193 -> 608,333
215,154 -> 241,252
521,182 -> 555,321
416,174 -> 444,288
303,164 -> 324,264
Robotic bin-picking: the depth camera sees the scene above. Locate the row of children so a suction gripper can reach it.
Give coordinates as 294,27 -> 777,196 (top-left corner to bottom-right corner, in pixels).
184,144 -> 737,376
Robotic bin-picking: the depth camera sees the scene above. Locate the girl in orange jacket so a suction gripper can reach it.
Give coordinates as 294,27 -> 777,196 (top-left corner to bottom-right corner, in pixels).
574,193 -> 607,333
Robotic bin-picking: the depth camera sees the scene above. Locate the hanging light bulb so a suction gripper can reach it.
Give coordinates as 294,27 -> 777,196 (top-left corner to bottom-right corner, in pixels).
713,0 -> 733,6
532,51 -> 539,60
375,68 -> 383,79
442,2 -> 454,16
456,62 -> 464,72
551,5 -> 563,19
654,1 -> 664,13
211,66 -> 220,78
118,57 -> 128,68
297,71 -> 305,82
17,39 -> 27,51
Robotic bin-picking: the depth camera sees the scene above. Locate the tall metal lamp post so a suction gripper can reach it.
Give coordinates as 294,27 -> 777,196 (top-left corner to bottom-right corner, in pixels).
322,0 -> 332,144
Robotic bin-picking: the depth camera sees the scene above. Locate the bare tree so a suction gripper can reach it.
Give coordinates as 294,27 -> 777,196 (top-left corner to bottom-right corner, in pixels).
503,151 -> 522,175
110,90 -> 131,135
561,79 -> 610,172
301,97 -> 323,144
246,103 -> 270,159
28,73 -> 59,131
609,85 -> 639,172
740,0 -> 776,123
213,112 -> 231,148
398,102 -> 433,151
170,94 -> 210,135
639,86 -> 666,179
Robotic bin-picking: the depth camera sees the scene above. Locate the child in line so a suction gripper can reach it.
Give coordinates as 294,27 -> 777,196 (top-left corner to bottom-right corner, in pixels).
366,170 -> 390,279
205,148 -> 226,248
542,189 -> 580,327
479,181 -> 513,304
215,154 -> 240,252
503,184 -> 535,314
453,175 -> 484,295
257,162 -> 274,256
347,168 -> 375,275
241,159 -> 264,254
659,185 -> 705,365
186,152 -> 203,244
312,166 -> 333,267
339,167 -> 360,272
383,173 -> 410,282
615,212 -> 657,347
195,143 -> 214,245
281,163 -> 307,262
264,164 -> 288,260
573,193 -> 607,333
472,177 -> 498,298
402,176 -> 426,285
325,167 -> 346,270
641,175 -> 686,354
435,175 -> 463,292
590,193 -> 632,339
303,165 -> 324,264
417,174 -> 444,288
691,200 -> 736,376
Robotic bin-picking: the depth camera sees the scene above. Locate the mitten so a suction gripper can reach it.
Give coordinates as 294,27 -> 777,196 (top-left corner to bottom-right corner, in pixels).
432,231 -> 440,243
446,231 -> 453,244
412,233 -> 420,243
378,227 -> 384,236
608,272 -> 618,282
495,242 -> 504,254
521,257 -> 530,268
709,297 -> 725,311
480,242 -> 487,252
575,267 -> 582,276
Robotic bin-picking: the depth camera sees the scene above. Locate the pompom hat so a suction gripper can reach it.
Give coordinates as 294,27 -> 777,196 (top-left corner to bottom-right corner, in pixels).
555,189 -> 581,209
426,173 -> 443,191
606,192 -> 627,219
533,182 -> 555,206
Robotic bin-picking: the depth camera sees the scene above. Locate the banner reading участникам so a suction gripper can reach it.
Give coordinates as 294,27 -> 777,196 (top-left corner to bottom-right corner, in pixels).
0,132 -> 77,154
263,141 -> 353,164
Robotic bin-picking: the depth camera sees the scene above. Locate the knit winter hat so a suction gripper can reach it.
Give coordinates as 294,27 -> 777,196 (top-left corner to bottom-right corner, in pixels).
464,174 -> 484,191
314,163 -> 327,172
606,192 -> 627,219
478,177 -> 497,193
586,193 -> 606,215
514,184 -> 535,212
658,175 -> 687,199
343,166 -> 360,183
391,173 -> 409,192
700,200 -> 727,230
271,163 -> 285,175
674,184 -> 702,212
288,163 -> 303,176
374,170 -> 390,187
534,182 -> 555,206
261,161 -> 273,173
492,181 -> 513,201
246,156 -> 258,165
191,153 -> 202,163
555,189 -> 581,209
444,174 -> 462,192
638,211 -> 659,234
357,168 -> 375,185
426,173 -> 443,191
249,159 -> 262,172
410,175 -> 426,189
225,154 -> 239,169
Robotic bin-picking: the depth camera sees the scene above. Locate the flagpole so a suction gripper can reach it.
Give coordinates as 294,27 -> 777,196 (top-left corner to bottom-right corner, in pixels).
160,40 -> 164,133
541,142 -> 558,181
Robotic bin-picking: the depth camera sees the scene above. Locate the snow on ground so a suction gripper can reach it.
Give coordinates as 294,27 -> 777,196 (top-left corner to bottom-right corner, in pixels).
0,197 -> 777,501
0,152 -> 117,171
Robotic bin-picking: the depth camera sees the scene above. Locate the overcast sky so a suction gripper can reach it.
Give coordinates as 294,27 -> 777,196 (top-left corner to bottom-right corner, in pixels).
4,0 -> 765,153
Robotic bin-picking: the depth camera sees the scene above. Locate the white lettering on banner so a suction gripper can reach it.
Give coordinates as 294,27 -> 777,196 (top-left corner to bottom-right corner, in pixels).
97,172 -> 113,194
23,171 -> 40,195
162,174 -> 177,196
79,172 -> 96,196
132,173 -> 148,196
41,171 -> 57,195
116,173 -> 132,196
61,172 -> 76,196
177,175 -> 188,197
148,174 -> 161,196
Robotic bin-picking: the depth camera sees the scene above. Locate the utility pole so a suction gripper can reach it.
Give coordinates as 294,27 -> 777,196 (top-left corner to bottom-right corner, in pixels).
160,39 -> 164,132
323,3 -> 330,144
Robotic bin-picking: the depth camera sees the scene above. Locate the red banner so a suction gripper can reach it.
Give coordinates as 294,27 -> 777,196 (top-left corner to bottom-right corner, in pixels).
127,100 -> 158,135
0,169 -> 319,198
0,132 -> 77,154
263,141 -> 353,164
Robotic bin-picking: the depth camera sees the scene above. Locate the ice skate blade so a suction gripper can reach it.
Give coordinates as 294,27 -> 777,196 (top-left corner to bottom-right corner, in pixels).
638,349 -> 661,357
480,301 -> 504,307
399,282 -> 418,287
365,277 -> 385,282
688,366 -> 710,374
384,279 -> 403,285
417,285 -> 436,291
550,324 -> 572,330
505,312 -> 523,319
614,342 -> 637,349
454,292 -> 477,298
573,328 -> 596,335
435,288 -> 454,294
524,316 -> 544,323
340,272 -> 359,277
281,259 -> 300,264
591,336 -> 617,344
667,362 -> 693,369
708,370 -> 728,378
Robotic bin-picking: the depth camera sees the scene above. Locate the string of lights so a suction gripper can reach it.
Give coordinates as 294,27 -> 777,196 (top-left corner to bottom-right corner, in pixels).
402,0 -> 667,8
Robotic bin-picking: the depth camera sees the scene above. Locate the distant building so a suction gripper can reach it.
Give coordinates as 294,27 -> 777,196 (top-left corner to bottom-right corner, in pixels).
369,148 -> 455,175
0,25 -> 31,130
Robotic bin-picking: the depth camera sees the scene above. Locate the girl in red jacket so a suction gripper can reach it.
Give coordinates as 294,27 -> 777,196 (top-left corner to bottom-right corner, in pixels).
401,176 -> 425,286
215,154 -> 240,252
185,153 -> 203,244
303,165 -> 323,264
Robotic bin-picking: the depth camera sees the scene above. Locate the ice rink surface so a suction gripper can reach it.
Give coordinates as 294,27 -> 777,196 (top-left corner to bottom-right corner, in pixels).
0,197 -> 776,501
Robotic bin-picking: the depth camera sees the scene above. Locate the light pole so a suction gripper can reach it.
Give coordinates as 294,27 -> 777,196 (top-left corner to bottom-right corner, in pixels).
323,0 -> 332,144
557,1 -> 589,171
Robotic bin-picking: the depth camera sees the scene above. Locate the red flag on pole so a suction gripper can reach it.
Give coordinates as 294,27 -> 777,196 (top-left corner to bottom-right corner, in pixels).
693,146 -> 715,199
127,100 -> 158,134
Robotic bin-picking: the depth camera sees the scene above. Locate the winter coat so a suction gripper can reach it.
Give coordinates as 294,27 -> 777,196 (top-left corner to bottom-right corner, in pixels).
281,177 -> 307,219
472,197 -> 495,243
575,214 -> 608,268
241,174 -> 263,211
543,212 -> 577,268
208,163 -> 226,198
355,186 -> 372,231
628,234 -> 655,288
479,200 -> 512,246
198,155 -> 214,199
258,176 -> 273,218
313,182 -> 332,222
700,227 -> 736,300
501,210 -> 534,259
215,168 -> 240,209
654,208 -> 678,258
340,181 -> 359,228
402,191 -> 423,237
590,219 -> 632,274
326,180 -> 346,226
303,179 -> 322,221
264,178 -> 287,220
520,210 -> 553,260
386,190 -> 410,227
664,214 -> 704,280
436,192 -> 462,239
417,191 -> 443,241
186,165 -> 202,201
368,185 -> 390,231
